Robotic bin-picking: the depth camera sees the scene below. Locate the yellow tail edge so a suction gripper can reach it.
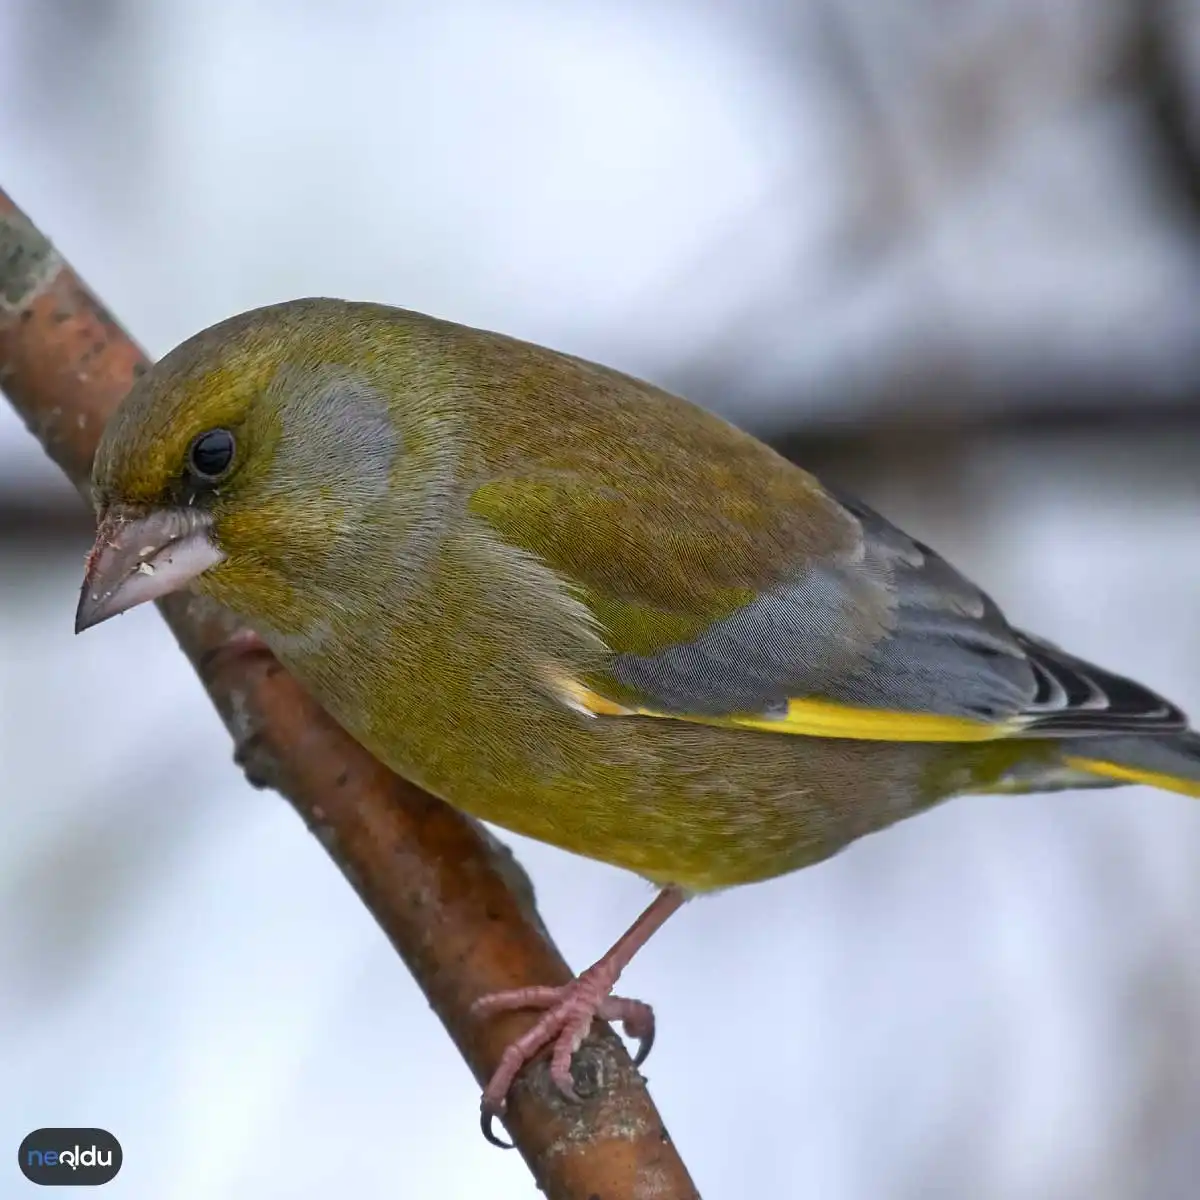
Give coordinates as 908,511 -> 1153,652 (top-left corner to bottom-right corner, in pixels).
1063,756 -> 1200,799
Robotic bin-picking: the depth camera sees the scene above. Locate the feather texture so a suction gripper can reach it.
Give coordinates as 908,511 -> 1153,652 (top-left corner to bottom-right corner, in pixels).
84,297 -> 1199,890
473,476 -> 1185,741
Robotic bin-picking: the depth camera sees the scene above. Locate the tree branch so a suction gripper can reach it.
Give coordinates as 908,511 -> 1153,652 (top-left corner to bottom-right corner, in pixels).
0,189 -> 698,1198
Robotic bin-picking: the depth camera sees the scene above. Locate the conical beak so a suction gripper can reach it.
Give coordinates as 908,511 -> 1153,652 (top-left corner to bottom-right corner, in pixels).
75,506 -> 225,633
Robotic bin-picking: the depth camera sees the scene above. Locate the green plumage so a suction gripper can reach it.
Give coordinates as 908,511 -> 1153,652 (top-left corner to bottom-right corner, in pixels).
87,298 -> 1200,891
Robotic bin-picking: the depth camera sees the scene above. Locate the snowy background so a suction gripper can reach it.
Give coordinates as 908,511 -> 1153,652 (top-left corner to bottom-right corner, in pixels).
3,1 -> 1200,1197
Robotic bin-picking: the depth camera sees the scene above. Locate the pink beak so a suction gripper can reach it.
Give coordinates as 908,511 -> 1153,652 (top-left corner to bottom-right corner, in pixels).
76,506 -> 224,632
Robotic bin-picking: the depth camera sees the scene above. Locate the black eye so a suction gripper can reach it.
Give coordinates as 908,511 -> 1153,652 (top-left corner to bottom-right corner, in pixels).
187,428 -> 236,481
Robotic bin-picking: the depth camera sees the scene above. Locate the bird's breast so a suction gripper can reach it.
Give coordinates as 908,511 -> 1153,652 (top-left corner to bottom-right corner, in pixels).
259,526 -> 954,890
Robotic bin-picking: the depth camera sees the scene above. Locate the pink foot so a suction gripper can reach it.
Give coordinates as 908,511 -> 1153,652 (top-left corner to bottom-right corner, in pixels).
470,886 -> 686,1148
471,967 -> 656,1147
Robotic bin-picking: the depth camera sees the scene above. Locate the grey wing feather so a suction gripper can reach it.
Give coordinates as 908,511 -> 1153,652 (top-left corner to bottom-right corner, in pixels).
609,488 -> 1187,736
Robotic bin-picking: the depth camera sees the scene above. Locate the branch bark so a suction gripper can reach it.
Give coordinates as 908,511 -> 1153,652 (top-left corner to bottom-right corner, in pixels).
0,189 -> 698,1198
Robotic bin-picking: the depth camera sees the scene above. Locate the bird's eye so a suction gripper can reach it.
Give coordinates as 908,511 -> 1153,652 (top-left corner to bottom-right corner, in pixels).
187,428 -> 236,481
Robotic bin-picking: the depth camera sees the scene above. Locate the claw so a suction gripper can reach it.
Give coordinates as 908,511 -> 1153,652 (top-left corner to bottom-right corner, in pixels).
480,1101 -> 514,1150
471,974 -> 658,1136
632,1023 -> 655,1066
469,886 -> 686,1147
605,995 -> 656,1065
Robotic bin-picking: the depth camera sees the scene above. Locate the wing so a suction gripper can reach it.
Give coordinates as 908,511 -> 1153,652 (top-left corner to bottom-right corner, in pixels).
469,471 -> 1187,742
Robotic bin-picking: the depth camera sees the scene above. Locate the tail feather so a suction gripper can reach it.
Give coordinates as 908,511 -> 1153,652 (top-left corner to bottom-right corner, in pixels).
1063,732 -> 1200,799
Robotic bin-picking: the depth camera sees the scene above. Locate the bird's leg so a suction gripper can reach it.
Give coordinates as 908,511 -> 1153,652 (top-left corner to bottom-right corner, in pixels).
472,885 -> 687,1146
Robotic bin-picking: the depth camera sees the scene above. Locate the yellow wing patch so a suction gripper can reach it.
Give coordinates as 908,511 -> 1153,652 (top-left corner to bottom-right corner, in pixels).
1063,756 -> 1200,798
552,674 -> 1025,743
713,698 -> 1023,742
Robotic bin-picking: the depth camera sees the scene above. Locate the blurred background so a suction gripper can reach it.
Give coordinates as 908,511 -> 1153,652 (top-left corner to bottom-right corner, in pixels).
3,0 -> 1200,1196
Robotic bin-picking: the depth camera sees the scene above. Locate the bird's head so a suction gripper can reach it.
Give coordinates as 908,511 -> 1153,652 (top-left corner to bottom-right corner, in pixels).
76,298 -> 442,637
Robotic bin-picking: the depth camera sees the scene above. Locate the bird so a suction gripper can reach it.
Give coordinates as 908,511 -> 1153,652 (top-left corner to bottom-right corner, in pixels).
76,297 -> 1200,1144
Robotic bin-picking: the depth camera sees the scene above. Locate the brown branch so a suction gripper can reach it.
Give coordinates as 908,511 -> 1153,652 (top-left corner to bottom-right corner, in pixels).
0,190 -> 698,1198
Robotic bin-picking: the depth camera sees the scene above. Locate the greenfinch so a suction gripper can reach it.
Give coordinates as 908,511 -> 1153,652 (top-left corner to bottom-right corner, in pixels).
77,298 -> 1200,1140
